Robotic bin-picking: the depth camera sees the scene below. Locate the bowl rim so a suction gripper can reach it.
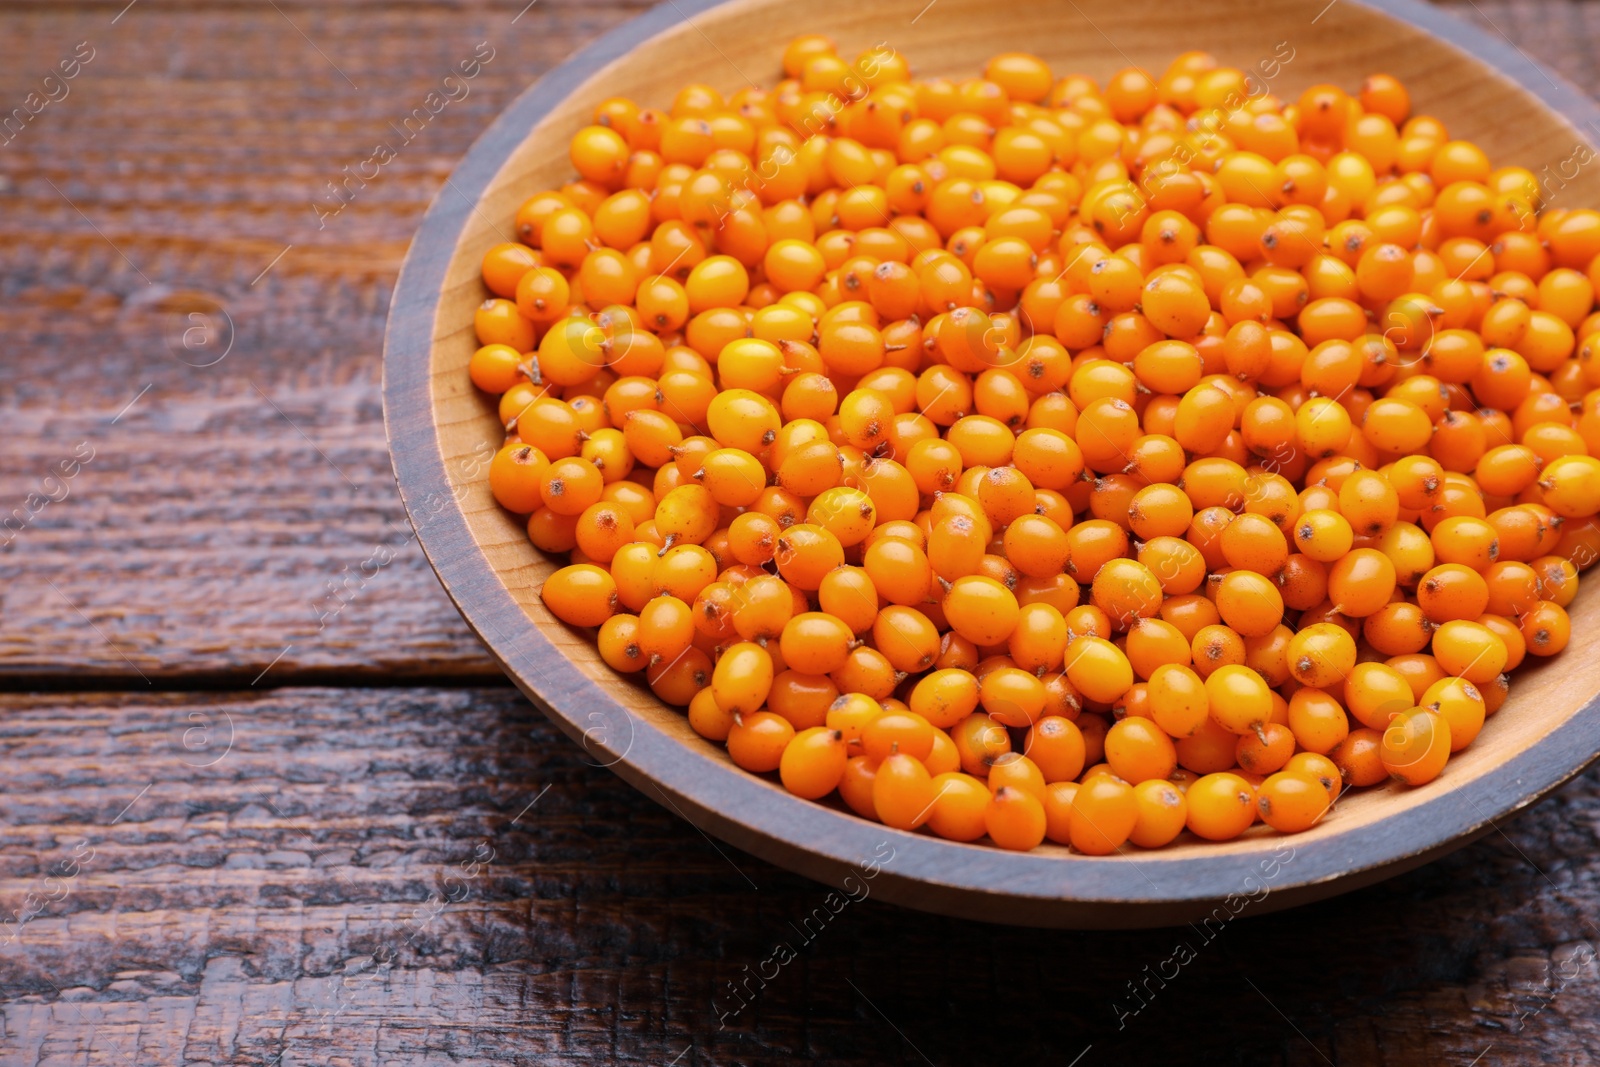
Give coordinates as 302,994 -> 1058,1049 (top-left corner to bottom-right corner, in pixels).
384,0 -> 1600,926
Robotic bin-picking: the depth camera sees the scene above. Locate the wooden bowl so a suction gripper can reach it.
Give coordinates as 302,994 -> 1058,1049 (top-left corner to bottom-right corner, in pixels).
385,0 -> 1600,927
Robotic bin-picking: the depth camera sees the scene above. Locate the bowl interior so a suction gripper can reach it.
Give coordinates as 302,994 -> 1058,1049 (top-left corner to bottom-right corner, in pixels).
406,0 -> 1600,922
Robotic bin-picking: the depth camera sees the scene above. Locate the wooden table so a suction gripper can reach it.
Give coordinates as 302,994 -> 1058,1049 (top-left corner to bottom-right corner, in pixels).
3,1 -> 1599,1062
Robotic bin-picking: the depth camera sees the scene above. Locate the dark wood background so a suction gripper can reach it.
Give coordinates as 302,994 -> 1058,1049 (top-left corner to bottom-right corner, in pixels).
3,1 -> 1600,1063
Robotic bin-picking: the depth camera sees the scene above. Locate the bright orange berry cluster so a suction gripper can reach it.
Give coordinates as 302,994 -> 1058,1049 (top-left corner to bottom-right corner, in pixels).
469,38 -> 1600,854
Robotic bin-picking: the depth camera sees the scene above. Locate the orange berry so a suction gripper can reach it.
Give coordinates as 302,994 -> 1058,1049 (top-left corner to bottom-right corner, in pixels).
1255,771 -> 1331,832
1380,707 -> 1451,785
874,752 -> 937,830
727,710 -> 795,773
1069,775 -> 1138,855
779,727 -> 850,799
1185,772 -> 1256,841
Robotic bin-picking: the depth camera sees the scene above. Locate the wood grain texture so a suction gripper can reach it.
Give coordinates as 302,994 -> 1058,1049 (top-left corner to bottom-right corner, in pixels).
0,0 -> 647,685
0,688 -> 1597,1065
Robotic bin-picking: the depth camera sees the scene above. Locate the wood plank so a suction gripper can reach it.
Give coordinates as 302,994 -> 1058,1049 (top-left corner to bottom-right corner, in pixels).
0,686 -> 1597,1064
0,0 -> 649,684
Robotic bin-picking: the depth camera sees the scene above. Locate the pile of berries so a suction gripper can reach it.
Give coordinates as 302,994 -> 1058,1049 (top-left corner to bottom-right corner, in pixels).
468,37 -> 1600,853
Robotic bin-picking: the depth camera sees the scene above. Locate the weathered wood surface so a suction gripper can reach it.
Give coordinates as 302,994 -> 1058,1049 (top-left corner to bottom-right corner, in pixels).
0,688 -> 1597,1065
0,0 -> 653,685
2,0 -> 1600,1063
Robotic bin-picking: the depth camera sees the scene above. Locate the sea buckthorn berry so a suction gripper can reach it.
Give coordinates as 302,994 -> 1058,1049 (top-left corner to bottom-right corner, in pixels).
1025,716 -> 1087,783
1256,771 -> 1331,833
1380,707 -> 1451,786
1286,622 -> 1357,687
951,710 -> 1013,778
1322,655 -> 1393,727
468,44 -> 1600,854
1242,626 -> 1294,692
986,787 -> 1048,851
1124,618 -> 1191,678
1091,559 -> 1165,628
1363,397 -> 1433,454
726,710 -> 795,773
707,388 -> 783,453
905,670 -> 978,733
1531,555 -> 1579,607
1388,455 -> 1445,511
1171,711 -> 1238,775
875,752 -> 937,830
1330,726 -> 1388,788
981,667 -> 1049,728
837,756 -> 880,821
1431,619 -> 1507,684
779,612 -> 856,676
1287,687 -> 1351,754
977,465 -> 1037,526
1204,664 -> 1273,735
1069,775 -> 1139,855
767,672 -> 841,732
1431,516 -> 1500,570
987,752 -> 1048,804
1294,509 -> 1354,562
861,709 -> 938,764
1002,515 -> 1072,580
773,523 -> 845,590
1339,469 -> 1400,536
1297,397 -> 1354,459
927,773 -> 993,842
1469,666 -> 1506,719
1280,554 -> 1330,611
1190,623 -> 1245,678
943,575 -> 1021,646
470,343 -> 527,394
711,641 -> 775,716
1009,602 -> 1071,674
827,692 -> 883,747
1104,717 -> 1178,784
779,727 -> 850,799
687,686 -> 734,742
490,443 -> 551,514
1484,559 -> 1541,615
655,484 -> 720,550
1540,454 -> 1600,517
1147,663 -> 1209,739
1220,512 -> 1290,576
1140,537 -> 1207,596
1128,779 -> 1188,849
1284,751 -> 1344,806
542,564 -> 619,627
1410,561 -> 1486,623
1185,772 -> 1256,841
833,646 -> 898,701
1213,570 -> 1284,638
597,614 -> 648,674
1064,635 -> 1136,705
1421,676 -> 1487,751
1475,444 -> 1544,497
529,508 -> 581,554
1327,548 -> 1398,617
574,502 -> 636,564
